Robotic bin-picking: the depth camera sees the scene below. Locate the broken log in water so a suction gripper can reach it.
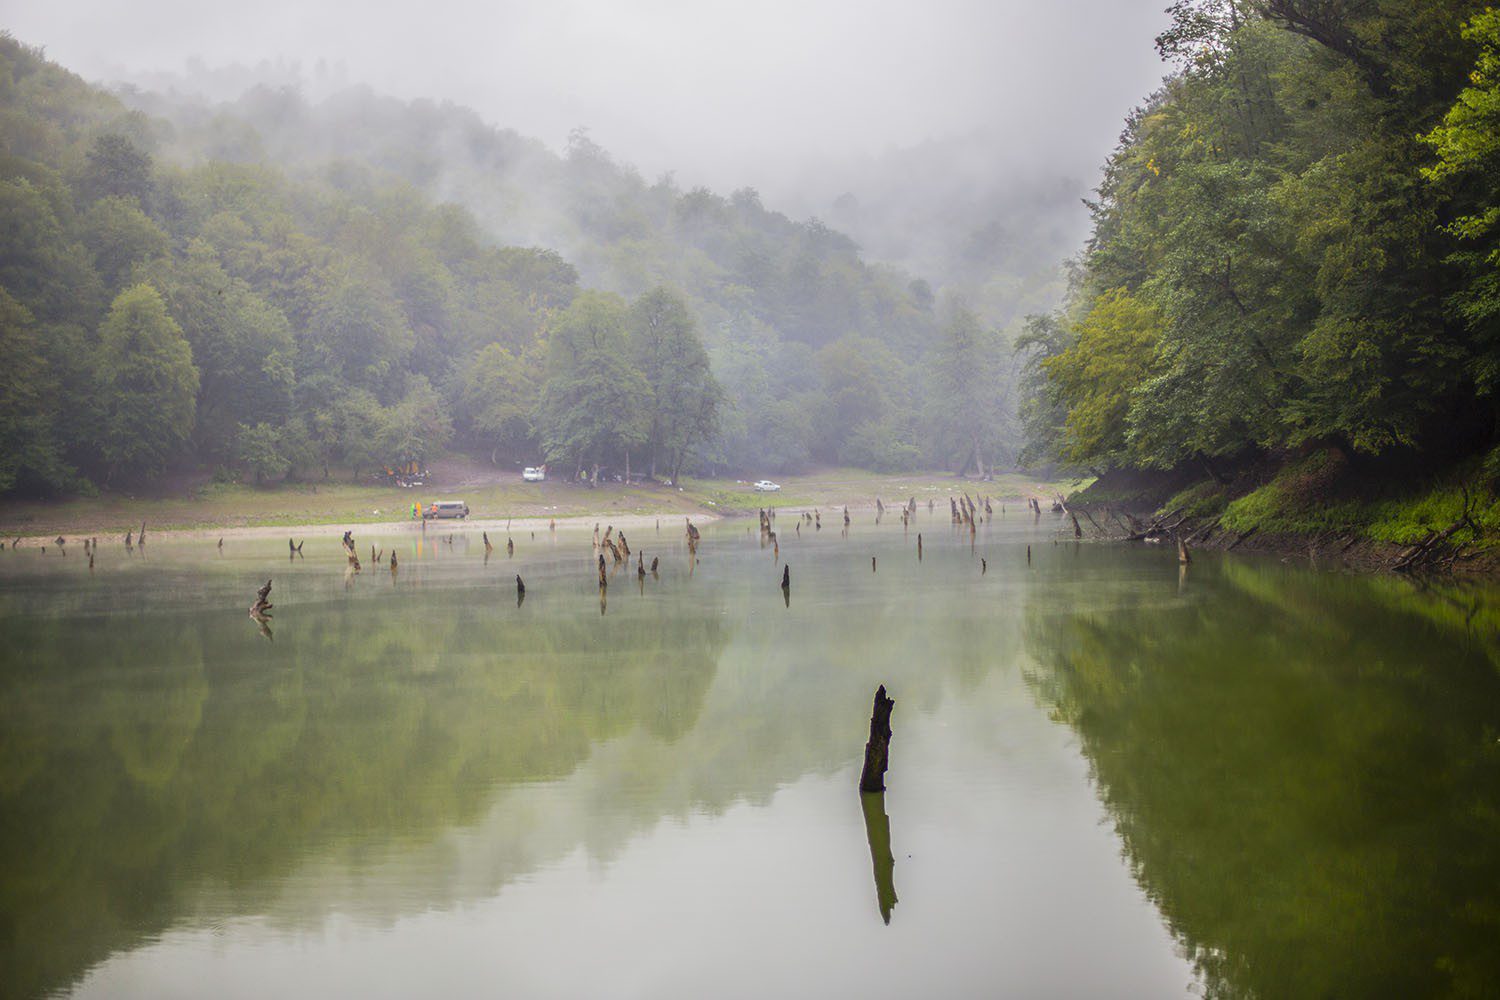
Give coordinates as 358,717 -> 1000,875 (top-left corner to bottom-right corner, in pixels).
598,553 -> 608,589
858,685 -> 895,793
250,579 -> 273,617
1177,533 -> 1191,564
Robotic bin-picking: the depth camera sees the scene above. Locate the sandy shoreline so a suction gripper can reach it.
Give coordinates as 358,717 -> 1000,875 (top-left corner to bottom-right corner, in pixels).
4,511 -> 729,547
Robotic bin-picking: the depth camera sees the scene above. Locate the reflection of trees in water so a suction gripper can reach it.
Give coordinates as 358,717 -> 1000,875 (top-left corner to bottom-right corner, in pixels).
1022,561 -> 1500,999
0,530 -> 1030,998
0,596 -> 728,1000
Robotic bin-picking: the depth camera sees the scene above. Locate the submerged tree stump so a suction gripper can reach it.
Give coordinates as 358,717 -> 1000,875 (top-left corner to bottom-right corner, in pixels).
250,579 -> 273,618
858,685 -> 895,793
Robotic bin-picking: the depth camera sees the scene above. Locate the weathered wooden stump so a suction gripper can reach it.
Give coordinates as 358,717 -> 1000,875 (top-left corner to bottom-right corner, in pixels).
250,579 -> 273,618
858,685 -> 895,793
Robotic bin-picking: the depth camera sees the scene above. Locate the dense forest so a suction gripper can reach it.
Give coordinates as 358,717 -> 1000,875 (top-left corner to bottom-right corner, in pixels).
0,35 -> 1026,495
1022,0 -> 1500,495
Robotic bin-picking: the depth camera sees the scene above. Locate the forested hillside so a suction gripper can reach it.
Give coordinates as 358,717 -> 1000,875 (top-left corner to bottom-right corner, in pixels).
1023,0 -> 1500,500
0,35 -> 1022,496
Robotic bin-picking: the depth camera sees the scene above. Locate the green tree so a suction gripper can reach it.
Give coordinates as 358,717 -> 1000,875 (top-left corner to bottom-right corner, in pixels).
377,376 -> 453,469
139,242 -> 294,462
94,284 -> 199,481
235,422 -> 291,484
627,287 -> 722,482
1043,288 -> 1160,467
1422,7 -> 1500,397
0,289 -> 70,491
536,291 -> 651,480
80,133 -> 153,205
305,264 -> 413,390
81,196 -> 168,290
454,343 -> 539,463
926,302 -> 1009,476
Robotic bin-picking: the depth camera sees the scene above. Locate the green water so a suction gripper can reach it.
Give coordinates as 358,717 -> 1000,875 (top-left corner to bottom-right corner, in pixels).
2,515 -> 1498,998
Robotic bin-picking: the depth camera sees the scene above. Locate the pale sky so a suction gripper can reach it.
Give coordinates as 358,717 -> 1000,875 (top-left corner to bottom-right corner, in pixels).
2,0 -> 1172,202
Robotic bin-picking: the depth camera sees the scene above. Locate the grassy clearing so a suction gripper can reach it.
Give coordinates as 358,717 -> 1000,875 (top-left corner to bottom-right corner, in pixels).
0,467 -> 1083,538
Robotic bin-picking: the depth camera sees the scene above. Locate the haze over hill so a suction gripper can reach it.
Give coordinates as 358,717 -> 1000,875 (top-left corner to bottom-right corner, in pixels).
4,0 -> 1172,304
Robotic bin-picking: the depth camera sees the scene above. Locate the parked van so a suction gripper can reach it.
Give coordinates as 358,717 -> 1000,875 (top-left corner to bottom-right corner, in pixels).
522,467 -> 546,482
425,500 -> 470,519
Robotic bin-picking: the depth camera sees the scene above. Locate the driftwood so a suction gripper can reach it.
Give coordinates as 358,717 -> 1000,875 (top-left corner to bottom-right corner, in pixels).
1225,526 -> 1259,551
981,558 -> 987,575
1177,533 -> 1191,565
858,685 -> 895,793
650,556 -> 659,574
598,554 -> 608,589
916,533 -> 922,561
780,564 -> 790,591
872,556 -> 877,573
1393,520 -> 1468,572
1070,513 -> 1082,539
507,537 -> 515,557
250,579 -> 273,617
1122,508 -> 1186,542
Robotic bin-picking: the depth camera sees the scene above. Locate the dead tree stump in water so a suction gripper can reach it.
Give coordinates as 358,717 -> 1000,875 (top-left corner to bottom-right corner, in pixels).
858,685 -> 895,793
250,579 -> 273,618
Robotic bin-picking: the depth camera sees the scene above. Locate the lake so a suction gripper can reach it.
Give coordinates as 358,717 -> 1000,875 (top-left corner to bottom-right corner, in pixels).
2,511 -> 1498,998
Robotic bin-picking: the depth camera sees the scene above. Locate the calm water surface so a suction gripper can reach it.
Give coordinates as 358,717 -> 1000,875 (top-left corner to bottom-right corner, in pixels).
2,512 -> 1498,998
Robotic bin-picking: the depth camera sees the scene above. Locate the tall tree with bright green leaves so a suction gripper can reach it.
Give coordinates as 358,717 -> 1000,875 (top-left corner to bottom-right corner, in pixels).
94,284 -> 199,481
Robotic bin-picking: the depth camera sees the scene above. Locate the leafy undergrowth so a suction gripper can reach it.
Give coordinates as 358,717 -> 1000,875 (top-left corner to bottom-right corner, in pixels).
1180,448 -> 1500,551
1163,480 -> 1230,519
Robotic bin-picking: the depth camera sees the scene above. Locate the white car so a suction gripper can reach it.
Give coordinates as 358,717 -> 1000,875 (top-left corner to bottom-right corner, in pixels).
522,467 -> 546,482
754,480 -> 781,492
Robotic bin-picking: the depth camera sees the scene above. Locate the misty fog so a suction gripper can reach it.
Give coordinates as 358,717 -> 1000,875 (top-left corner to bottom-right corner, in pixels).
4,0 -> 1172,296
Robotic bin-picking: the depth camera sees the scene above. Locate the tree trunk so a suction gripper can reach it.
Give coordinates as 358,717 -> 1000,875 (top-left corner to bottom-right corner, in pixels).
858,685 -> 895,792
